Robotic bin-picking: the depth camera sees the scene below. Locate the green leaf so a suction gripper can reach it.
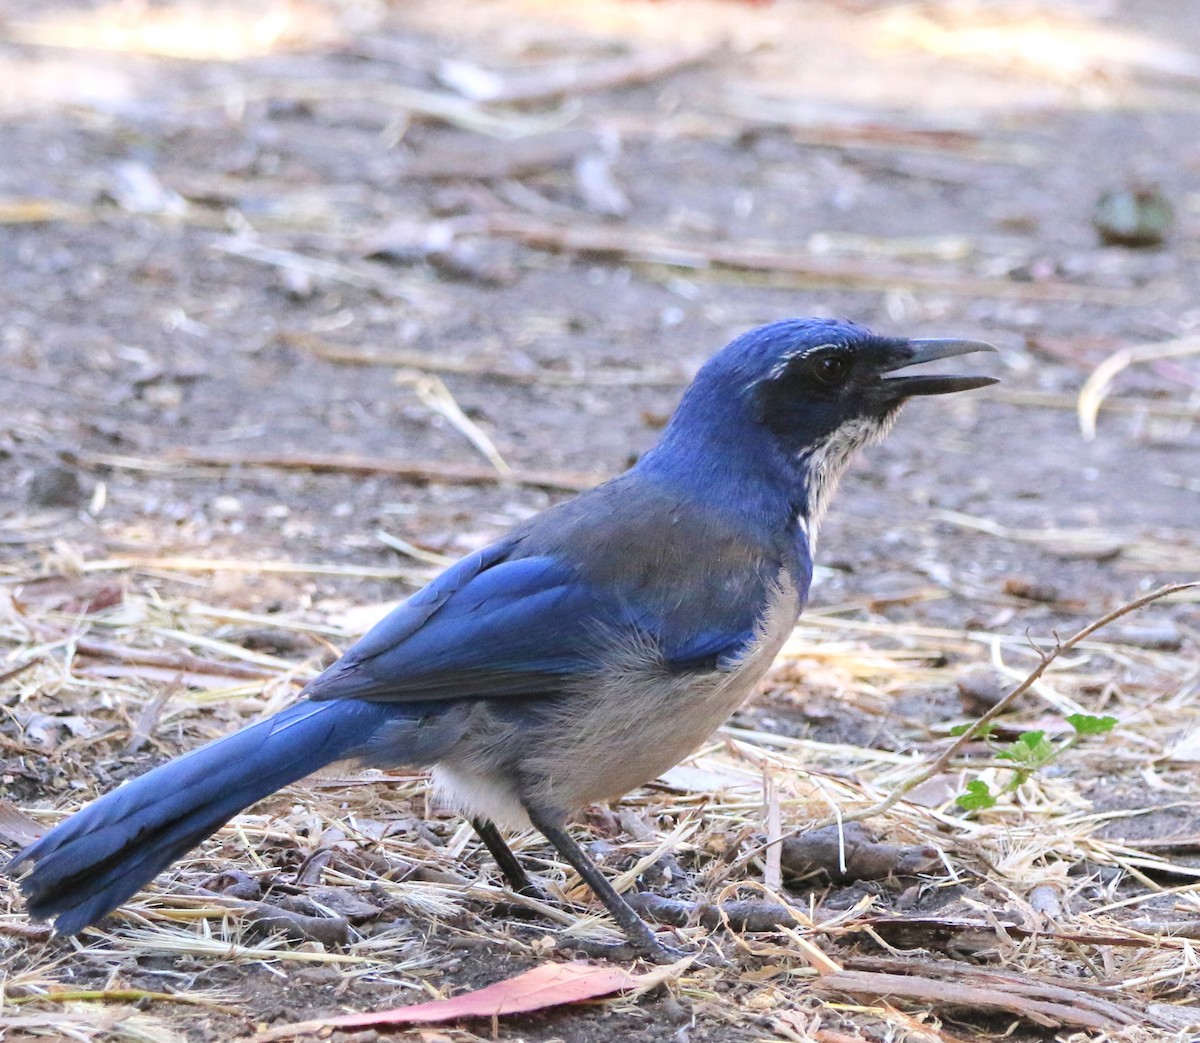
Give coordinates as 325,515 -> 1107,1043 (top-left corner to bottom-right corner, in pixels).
949,721 -> 997,738
996,729 -> 1056,769
956,779 -> 997,811
1065,713 -> 1118,736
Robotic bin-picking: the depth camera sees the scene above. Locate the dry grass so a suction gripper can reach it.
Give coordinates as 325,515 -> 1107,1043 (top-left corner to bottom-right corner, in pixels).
0,545 -> 1197,1041
1,0 -> 1198,1034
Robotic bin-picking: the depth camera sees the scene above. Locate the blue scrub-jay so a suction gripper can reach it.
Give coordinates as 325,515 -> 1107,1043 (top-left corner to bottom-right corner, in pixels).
7,318 -> 995,957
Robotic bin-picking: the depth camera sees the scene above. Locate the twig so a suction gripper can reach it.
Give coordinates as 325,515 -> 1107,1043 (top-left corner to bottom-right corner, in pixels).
1126,919 -> 1200,940
398,129 -> 597,180
438,43 -> 716,105
239,903 -> 351,947
72,447 -> 602,493
812,968 -> 1145,1030
282,331 -> 685,387
1120,834 -> 1200,853
935,510 -> 1200,573
403,373 -> 511,476
0,920 -> 53,939
6,989 -> 238,1014
478,213 -> 1138,304
721,94 -> 1038,164
0,198 -> 94,224
1077,335 -> 1200,440
73,639 -> 279,681
375,530 -> 455,567
763,772 -> 783,893
992,386 -> 1200,421
182,79 -> 565,139
209,239 -> 411,299
813,582 -> 1198,831
0,657 -> 42,685
174,889 -> 352,946
864,914 -> 1200,950
126,683 -> 175,754
76,555 -> 417,580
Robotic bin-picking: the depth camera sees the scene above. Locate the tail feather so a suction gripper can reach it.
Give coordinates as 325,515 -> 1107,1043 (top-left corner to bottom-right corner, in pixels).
9,699 -> 390,935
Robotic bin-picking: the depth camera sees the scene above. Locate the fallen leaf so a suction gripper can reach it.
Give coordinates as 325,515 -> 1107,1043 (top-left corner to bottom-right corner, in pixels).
0,800 -> 44,845
245,961 -> 645,1041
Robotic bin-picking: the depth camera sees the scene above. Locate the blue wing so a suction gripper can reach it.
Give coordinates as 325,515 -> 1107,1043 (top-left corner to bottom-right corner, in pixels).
305,541 -> 596,701
304,476 -> 808,705
304,547 -> 762,703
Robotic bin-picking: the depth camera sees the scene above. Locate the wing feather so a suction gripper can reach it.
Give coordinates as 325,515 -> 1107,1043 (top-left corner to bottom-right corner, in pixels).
304,480 -> 804,705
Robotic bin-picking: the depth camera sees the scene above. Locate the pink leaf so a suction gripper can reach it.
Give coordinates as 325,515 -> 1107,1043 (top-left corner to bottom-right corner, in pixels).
247,961 -> 645,1041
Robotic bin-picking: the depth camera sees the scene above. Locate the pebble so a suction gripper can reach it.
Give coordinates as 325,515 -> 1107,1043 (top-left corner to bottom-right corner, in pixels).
26,463 -> 86,507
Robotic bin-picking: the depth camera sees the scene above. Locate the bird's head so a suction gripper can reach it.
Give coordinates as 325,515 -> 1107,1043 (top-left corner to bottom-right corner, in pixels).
644,318 -> 997,535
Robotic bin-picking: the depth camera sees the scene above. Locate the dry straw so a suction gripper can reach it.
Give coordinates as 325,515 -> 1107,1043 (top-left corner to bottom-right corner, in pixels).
1,553 -> 1198,1038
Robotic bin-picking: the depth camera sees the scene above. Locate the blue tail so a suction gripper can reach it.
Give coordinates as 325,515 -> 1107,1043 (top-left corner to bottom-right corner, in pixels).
9,699 -> 391,935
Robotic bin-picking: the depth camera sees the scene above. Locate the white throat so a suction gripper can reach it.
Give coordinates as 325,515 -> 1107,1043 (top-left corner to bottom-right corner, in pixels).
797,413 -> 897,547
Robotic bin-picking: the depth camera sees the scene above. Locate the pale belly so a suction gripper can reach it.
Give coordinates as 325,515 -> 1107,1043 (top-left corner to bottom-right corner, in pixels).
432,579 -> 798,828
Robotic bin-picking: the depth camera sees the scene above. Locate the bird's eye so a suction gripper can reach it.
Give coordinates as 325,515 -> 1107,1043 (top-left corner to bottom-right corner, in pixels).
808,353 -> 851,388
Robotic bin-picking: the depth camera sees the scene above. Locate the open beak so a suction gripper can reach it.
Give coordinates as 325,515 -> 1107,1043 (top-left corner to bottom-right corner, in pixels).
876,338 -> 999,399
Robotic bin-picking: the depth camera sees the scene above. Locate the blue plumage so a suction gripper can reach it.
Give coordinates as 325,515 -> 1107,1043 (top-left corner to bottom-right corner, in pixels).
307,472 -> 806,704
6,318 -> 995,954
16,698 -> 392,935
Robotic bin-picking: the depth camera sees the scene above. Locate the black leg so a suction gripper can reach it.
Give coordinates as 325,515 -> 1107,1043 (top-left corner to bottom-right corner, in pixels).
524,806 -> 671,960
472,818 -> 542,897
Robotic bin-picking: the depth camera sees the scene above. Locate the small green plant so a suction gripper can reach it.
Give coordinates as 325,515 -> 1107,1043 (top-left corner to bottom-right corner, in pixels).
953,714 -> 1117,813
956,779 -> 997,812
1065,712 -> 1120,736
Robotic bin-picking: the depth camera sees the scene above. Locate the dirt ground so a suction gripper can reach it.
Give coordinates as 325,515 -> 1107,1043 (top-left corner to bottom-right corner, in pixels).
1,1 -> 1199,1040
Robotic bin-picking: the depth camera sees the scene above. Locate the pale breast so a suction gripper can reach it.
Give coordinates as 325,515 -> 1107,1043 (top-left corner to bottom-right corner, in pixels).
523,576 -> 799,814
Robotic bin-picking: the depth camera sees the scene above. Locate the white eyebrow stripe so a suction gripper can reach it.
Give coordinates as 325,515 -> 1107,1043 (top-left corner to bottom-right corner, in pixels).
766,342 -> 847,380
